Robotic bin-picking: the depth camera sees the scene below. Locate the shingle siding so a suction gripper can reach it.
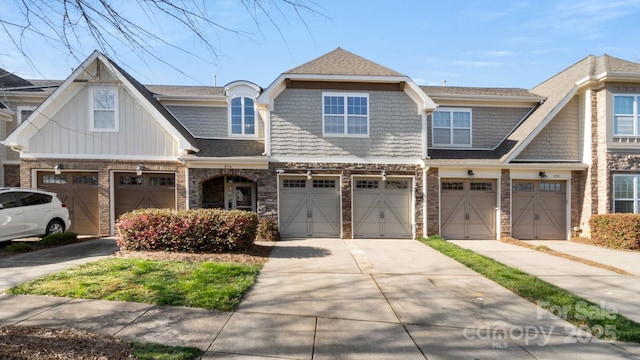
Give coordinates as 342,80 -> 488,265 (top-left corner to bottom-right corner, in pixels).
427,106 -> 530,149
516,98 -> 580,160
271,88 -> 422,158
167,105 -> 227,138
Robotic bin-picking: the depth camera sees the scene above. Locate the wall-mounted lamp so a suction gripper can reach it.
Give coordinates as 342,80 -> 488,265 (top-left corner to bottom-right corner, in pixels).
539,171 -> 547,182
306,169 -> 312,180
276,169 -> 284,174
381,169 -> 387,181
467,169 -> 474,180
136,164 -> 145,176
54,164 -> 64,175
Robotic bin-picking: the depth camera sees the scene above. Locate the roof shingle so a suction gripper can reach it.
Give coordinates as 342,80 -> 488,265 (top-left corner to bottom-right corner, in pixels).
285,48 -> 404,77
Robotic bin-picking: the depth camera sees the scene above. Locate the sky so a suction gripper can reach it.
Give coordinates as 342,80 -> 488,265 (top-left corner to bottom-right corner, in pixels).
1,0 -> 640,89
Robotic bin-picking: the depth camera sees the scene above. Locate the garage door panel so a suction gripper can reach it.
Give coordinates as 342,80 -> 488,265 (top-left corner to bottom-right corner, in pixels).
382,192 -> 412,238
114,173 -> 176,221
512,180 -> 565,239
353,178 -> 412,239
38,172 -> 99,235
441,189 -> 466,238
279,176 -> 341,238
441,180 -> 496,240
353,191 -> 381,237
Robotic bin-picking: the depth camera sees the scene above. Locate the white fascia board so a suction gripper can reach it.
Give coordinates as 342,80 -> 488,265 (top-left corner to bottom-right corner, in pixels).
404,80 -> 437,114
96,55 -> 198,153
179,156 -> 269,169
0,109 -> 14,122
504,87 -> 579,163
427,93 -> 545,103
20,153 -> 180,161
269,155 -> 425,166
577,72 -> 640,87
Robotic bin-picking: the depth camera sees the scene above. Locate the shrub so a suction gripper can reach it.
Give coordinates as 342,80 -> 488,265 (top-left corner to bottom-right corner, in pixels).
41,232 -> 78,246
6,242 -> 34,253
115,208 -> 258,253
256,218 -> 280,242
590,214 -> 640,250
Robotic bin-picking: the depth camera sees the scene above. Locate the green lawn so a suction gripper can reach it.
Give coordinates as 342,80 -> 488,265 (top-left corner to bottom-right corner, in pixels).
9,258 -> 262,311
420,236 -> 640,343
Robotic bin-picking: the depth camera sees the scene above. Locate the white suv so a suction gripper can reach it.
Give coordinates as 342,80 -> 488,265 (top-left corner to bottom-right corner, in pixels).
0,188 -> 71,242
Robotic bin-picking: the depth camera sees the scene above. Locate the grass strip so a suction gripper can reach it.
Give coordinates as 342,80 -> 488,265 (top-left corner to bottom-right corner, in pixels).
419,236 -> 640,343
9,258 -> 262,311
131,342 -> 203,360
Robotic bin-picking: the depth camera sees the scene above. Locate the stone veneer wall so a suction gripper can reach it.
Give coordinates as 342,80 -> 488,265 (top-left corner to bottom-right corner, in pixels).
188,168 -> 278,219
269,162 -> 424,239
3,164 -> 20,187
571,170 -> 587,236
425,167 -> 440,236
500,169 -> 511,238
20,159 -> 186,235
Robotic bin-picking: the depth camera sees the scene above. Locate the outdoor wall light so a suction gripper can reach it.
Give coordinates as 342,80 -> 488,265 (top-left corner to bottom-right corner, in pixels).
136,164 -> 145,176
276,169 -> 284,174
467,169 -> 474,179
539,171 -> 547,182
381,169 -> 387,181
54,164 -> 64,175
306,169 -> 312,180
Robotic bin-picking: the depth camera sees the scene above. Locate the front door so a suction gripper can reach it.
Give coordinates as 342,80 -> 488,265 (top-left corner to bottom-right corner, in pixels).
227,183 -> 256,211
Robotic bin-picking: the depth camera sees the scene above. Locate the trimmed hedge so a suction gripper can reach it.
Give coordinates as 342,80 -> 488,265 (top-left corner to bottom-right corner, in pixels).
590,214 -> 640,250
41,232 -> 78,246
115,208 -> 258,253
256,218 -> 280,242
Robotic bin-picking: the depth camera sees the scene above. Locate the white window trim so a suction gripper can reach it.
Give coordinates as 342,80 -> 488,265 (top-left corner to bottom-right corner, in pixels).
16,105 -> 36,124
613,94 -> 640,136
89,86 -> 119,132
431,107 -> 472,148
322,92 -> 370,138
613,174 -> 640,213
228,96 -> 258,138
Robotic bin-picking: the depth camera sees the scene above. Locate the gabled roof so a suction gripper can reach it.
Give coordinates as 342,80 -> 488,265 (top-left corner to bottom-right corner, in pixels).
500,54 -> 640,163
285,47 -> 404,77
4,51 -> 198,154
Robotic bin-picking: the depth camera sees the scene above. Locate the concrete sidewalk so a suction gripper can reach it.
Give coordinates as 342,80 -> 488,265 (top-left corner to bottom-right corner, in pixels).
1,238 -> 639,359
450,240 -> 640,325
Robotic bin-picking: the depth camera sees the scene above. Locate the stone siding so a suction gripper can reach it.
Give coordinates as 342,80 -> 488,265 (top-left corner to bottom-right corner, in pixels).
3,164 -> 20,187
270,88 -> 422,158
425,167 -> 440,236
500,169 -> 511,238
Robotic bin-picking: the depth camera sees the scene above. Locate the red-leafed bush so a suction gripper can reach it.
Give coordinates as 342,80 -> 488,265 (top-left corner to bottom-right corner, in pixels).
115,208 -> 258,252
256,218 -> 280,242
589,214 -> 640,250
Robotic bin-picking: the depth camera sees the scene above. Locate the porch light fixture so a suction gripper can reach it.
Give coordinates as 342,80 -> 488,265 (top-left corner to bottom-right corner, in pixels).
467,170 -> 474,180
136,164 -> 145,176
54,164 -> 63,175
381,169 -> 387,181
306,169 -> 312,180
539,171 -> 547,182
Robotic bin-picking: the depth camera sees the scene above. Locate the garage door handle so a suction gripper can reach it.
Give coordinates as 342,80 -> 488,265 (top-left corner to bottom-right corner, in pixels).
380,211 -> 384,219
308,210 -> 312,218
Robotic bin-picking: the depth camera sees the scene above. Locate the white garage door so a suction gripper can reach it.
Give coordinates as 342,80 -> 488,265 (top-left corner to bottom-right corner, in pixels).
512,180 -> 566,239
279,176 -> 341,238
353,177 -> 412,238
441,179 -> 497,239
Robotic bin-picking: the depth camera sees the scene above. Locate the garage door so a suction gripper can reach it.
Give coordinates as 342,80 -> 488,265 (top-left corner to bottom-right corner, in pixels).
38,172 -> 99,235
512,180 -> 566,239
114,172 -> 176,220
353,177 -> 412,238
441,179 -> 496,239
279,176 -> 340,238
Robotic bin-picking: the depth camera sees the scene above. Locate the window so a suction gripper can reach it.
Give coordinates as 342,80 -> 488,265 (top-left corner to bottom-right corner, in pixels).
323,92 -> 369,136
432,108 -> 471,146
90,87 -> 118,131
17,106 -> 36,123
230,97 -> 256,136
614,175 -> 640,213
613,95 -> 640,136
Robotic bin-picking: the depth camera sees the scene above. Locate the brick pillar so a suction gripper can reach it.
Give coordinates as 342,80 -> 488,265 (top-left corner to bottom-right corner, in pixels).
341,168 -> 352,239
426,167 -> 440,236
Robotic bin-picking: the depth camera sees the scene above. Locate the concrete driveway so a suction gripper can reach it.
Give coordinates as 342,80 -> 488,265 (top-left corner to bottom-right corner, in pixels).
207,238 -> 638,359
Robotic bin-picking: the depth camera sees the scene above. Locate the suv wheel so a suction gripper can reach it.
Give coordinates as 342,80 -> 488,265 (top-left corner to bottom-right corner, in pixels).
46,219 -> 65,235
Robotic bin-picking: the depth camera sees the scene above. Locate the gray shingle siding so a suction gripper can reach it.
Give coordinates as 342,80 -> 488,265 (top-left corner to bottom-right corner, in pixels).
270,88 -> 422,158
167,105 -> 227,138
427,106 -> 531,149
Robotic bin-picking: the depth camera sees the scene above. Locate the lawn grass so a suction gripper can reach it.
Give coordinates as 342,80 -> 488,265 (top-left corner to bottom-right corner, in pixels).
9,258 -> 262,311
130,342 -> 203,360
420,236 -> 640,343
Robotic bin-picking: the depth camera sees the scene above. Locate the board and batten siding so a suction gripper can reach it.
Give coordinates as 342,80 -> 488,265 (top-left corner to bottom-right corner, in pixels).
28,85 -> 179,156
270,88 -> 422,158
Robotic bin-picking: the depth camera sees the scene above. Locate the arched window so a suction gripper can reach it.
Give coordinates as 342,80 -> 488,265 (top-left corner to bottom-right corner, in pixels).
230,96 -> 255,135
